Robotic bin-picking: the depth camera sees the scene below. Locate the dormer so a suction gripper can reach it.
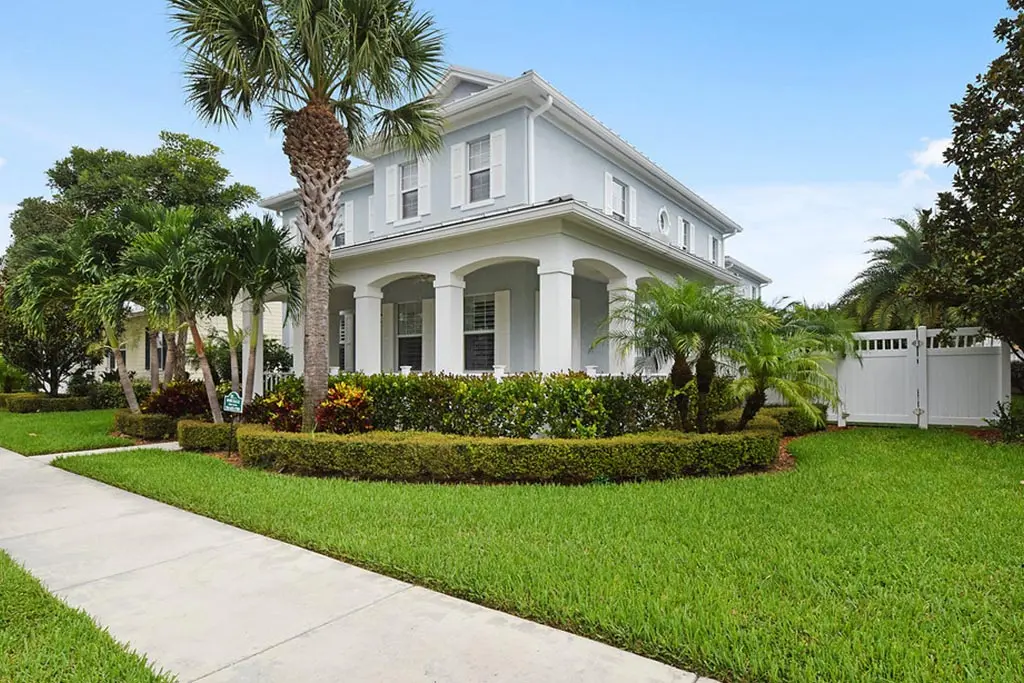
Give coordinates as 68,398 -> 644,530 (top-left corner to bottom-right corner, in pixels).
431,66 -> 509,105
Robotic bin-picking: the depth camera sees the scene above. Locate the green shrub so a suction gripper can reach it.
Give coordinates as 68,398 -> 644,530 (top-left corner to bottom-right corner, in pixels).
86,380 -> 152,409
314,382 -> 374,434
986,400 -> 1024,443
237,421 -> 781,484
178,420 -> 237,451
716,406 -> 821,436
0,356 -> 29,393
592,375 -> 675,435
6,396 -> 93,413
0,392 -> 40,410
541,373 -> 608,438
113,410 -> 178,440
1012,360 -> 1024,394
141,380 -> 210,419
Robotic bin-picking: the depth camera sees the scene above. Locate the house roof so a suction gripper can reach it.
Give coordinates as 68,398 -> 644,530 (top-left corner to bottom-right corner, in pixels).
428,65 -> 509,101
725,256 -> 772,285
259,67 -> 744,235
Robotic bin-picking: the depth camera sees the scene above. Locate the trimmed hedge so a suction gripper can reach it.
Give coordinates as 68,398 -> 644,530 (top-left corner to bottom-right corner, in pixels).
717,406 -> 826,437
113,410 -> 177,440
177,420 -> 237,452
0,392 -> 40,410
6,396 -> 93,413
236,415 -> 781,484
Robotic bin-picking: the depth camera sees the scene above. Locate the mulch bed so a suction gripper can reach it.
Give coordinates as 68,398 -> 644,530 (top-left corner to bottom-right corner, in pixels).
957,427 -> 1003,444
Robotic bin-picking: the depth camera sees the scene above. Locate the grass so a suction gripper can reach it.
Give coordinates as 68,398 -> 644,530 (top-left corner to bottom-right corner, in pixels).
0,409 -> 132,456
0,550 -> 172,682
55,429 -> 1024,683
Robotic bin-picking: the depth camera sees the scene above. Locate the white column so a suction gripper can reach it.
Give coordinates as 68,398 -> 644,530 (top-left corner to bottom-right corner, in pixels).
354,286 -> 383,374
291,306 -> 305,376
434,274 -> 465,373
537,263 -> 574,373
607,276 -> 636,375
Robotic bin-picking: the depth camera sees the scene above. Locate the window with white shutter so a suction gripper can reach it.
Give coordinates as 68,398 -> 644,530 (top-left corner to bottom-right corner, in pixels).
489,129 -> 506,198
450,142 -> 466,208
400,161 -> 419,219
467,137 -> 491,203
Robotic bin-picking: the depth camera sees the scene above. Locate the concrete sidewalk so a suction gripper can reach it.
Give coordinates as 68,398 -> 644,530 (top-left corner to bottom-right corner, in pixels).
0,447 -> 708,683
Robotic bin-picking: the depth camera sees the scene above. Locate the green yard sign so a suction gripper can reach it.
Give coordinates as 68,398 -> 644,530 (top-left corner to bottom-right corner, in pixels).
223,391 -> 243,414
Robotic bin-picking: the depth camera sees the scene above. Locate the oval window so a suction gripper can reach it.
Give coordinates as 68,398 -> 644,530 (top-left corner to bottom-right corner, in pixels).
657,208 -> 670,235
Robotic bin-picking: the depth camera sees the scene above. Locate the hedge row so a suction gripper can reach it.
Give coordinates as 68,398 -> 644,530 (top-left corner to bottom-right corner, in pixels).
305,373 -> 740,438
6,396 -> 93,413
177,420 -> 236,452
113,411 -> 178,440
0,392 -> 39,410
236,415 -> 781,484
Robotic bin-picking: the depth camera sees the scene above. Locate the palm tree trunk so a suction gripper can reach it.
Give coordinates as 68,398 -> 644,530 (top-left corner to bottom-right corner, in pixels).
149,330 -> 161,392
163,328 -> 176,385
737,389 -> 767,431
283,102 -> 350,432
694,352 -> 717,433
243,301 -> 261,407
669,355 -> 694,430
107,325 -> 139,413
173,328 -> 189,381
225,311 -> 241,394
187,319 -> 224,424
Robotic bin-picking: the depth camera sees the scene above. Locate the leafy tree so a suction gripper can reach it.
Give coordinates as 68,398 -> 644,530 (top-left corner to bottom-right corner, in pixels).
603,277 -> 770,432
728,328 -> 838,431
7,218 -> 141,407
838,209 -> 953,330
170,0 -> 447,429
3,198 -> 79,276
925,1 -> 1024,358
187,332 -> 293,387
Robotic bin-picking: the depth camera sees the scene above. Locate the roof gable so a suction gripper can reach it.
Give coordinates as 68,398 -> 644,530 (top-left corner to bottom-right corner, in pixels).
430,65 -> 509,104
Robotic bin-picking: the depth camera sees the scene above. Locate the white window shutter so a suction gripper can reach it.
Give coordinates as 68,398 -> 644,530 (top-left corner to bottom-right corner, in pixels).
688,222 -> 696,253
571,298 -> 581,370
367,195 -> 375,236
603,172 -> 614,215
628,187 -> 638,228
381,302 -> 395,371
494,290 -> 511,368
385,165 -> 398,223
344,200 -> 354,246
534,290 -> 540,371
718,239 -> 725,267
450,143 -> 466,208
707,235 -> 715,262
342,311 -> 354,371
418,156 -> 431,216
490,129 -> 506,198
421,298 -> 435,371
676,216 -> 684,249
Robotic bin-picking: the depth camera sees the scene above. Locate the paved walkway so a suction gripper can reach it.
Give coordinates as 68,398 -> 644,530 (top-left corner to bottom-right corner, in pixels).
0,446 -> 710,683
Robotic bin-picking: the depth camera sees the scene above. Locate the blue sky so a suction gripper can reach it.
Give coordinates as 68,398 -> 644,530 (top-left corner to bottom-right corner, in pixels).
0,0 -> 1009,300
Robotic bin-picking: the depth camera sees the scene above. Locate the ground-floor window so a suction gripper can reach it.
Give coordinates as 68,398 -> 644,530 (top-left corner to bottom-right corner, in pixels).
144,330 -> 167,371
464,293 -> 495,371
396,301 -> 423,370
338,311 -> 353,372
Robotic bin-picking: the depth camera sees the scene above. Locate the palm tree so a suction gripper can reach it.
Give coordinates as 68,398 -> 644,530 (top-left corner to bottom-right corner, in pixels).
603,277 -> 771,432
728,328 -> 839,431
169,0 -> 447,430
197,216 -> 251,394
125,207 -> 224,422
8,217 -> 143,411
839,209 -> 948,330
237,215 -> 303,407
777,300 -> 858,358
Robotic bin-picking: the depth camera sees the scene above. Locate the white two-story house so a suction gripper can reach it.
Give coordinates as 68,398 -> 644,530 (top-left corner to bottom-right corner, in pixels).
259,66 -> 770,382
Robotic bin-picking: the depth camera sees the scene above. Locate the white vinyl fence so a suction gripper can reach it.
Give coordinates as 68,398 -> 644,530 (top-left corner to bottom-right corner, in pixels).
832,327 -> 1012,428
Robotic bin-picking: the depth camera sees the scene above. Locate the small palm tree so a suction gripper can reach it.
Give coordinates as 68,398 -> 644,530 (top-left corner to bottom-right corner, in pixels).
237,215 -> 303,407
170,0 -> 446,430
603,277 -> 770,432
126,207 -> 224,422
839,209 -> 948,330
8,217 -> 143,412
728,328 -> 839,431
777,300 -> 858,358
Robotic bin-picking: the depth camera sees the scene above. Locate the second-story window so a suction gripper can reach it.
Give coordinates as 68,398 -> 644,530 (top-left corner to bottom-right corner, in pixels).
400,161 -> 419,219
710,236 -> 721,265
681,219 -> 691,251
468,137 -> 491,203
332,209 -> 346,248
657,208 -> 670,235
611,178 -> 628,222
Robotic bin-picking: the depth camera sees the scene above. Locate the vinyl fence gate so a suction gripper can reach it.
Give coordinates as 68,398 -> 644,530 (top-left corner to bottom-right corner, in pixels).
832,326 -> 1013,428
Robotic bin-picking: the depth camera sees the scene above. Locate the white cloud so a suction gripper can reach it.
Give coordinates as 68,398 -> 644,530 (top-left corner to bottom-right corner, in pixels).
704,176 -> 947,305
0,157 -> 6,170
911,137 -> 952,169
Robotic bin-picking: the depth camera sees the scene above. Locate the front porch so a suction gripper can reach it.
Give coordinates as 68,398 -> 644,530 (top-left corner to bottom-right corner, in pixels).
271,215 -> 731,386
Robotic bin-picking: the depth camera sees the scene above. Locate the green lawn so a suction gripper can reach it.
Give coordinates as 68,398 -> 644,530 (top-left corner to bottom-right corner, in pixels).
0,409 -> 132,456
0,551 -> 172,682
55,429 -> 1024,682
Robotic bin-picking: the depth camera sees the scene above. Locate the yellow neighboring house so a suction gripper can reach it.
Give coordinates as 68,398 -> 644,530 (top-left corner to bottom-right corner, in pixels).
99,302 -> 286,385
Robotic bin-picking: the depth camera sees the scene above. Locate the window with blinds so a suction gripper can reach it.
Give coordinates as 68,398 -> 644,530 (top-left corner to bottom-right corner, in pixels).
464,293 -> 495,371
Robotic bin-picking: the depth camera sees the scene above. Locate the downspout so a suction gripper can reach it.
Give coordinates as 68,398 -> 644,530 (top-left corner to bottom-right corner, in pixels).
527,94 -> 555,204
